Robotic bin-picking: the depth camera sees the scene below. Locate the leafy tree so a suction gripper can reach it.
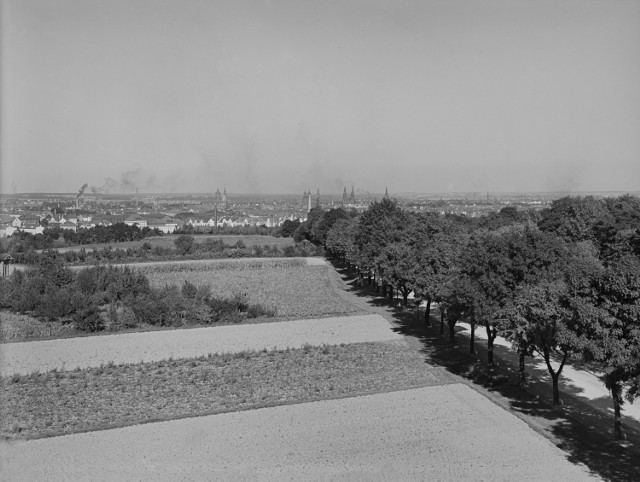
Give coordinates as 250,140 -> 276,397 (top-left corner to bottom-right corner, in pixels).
354,198 -> 409,276
174,235 -> 195,255
409,215 -> 462,326
279,219 -> 301,238
581,254 -> 640,439
459,226 -> 569,366
479,205 -> 534,230
376,239 -> 416,306
311,208 -> 352,247
499,280 -> 584,403
538,195 -> 612,243
325,217 -> 359,266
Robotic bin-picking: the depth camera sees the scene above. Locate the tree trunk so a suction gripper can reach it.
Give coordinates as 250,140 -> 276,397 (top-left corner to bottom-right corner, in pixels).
552,373 -> 561,406
486,325 -> 496,367
402,290 -> 409,306
389,287 -> 394,301
543,349 -> 568,406
610,381 -> 623,440
518,352 -> 527,386
469,323 -> 475,354
424,299 -> 431,326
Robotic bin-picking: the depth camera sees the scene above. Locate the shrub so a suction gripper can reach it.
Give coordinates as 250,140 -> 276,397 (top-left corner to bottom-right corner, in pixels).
73,301 -> 104,332
175,235 -> 195,255
182,280 -> 198,299
247,303 -> 277,318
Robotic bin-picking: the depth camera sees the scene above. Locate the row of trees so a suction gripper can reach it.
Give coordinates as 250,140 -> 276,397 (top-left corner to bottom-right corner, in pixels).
2,224 -> 162,255
320,195 -> 640,440
2,222 -> 298,262
4,234 -> 323,266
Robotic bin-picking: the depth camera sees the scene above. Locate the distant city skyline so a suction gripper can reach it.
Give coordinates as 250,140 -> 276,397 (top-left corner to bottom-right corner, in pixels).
1,0 -> 639,195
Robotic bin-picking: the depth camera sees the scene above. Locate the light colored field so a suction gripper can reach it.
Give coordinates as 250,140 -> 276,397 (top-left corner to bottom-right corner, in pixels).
0,314 -> 399,376
132,258 -> 352,319
0,384 -> 596,481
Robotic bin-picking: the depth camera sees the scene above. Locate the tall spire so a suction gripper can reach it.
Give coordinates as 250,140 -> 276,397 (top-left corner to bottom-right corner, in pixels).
384,186 -> 389,198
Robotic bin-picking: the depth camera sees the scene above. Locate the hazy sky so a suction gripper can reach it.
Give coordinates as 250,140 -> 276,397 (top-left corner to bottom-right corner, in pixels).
2,0 -> 639,195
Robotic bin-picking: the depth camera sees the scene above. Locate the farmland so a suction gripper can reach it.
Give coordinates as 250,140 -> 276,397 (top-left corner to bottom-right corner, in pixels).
0,341 -> 439,439
133,259 -> 360,319
51,234 -> 295,253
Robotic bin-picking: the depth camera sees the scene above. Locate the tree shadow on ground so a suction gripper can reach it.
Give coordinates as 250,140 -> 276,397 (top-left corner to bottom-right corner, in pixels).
330,260 -> 640,482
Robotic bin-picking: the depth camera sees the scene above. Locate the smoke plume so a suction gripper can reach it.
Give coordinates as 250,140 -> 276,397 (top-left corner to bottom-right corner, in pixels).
77,183 -> 88,198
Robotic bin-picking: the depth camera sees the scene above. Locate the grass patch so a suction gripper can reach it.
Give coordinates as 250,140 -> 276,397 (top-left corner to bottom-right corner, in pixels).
140,263 -> 360,319
0,341 -> 440,439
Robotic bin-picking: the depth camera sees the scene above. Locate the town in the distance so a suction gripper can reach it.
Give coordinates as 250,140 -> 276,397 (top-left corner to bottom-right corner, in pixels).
2,185 -> 636,238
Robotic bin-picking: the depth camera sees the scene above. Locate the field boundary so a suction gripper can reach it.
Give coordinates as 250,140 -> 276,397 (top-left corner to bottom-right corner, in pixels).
0,314 -> 401,376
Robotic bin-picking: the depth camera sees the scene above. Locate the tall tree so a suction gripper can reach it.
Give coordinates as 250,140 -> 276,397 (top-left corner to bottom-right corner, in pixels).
408,214 -> 461,325
459,226 -> 569,366
326,217 -> 359,267
354,198 -> 409,275
582,254 -> 640,439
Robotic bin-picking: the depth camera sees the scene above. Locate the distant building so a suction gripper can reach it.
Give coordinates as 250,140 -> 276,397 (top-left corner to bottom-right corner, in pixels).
124,214 -> 148,228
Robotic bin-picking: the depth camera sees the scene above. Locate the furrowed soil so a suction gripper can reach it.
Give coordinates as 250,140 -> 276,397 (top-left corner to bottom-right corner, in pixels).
0,341 -> 443,439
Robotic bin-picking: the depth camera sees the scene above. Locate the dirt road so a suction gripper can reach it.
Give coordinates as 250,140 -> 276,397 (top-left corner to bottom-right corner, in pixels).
0,314 -> 400,377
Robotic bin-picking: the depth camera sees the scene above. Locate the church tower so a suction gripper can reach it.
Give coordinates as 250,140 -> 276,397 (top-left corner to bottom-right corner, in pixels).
349,185 -> 356,205
342,187 -> 348,206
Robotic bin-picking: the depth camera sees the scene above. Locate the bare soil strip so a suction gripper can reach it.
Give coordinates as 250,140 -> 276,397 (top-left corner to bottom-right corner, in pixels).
0,384 -> 597,481
0,314 -> 401,376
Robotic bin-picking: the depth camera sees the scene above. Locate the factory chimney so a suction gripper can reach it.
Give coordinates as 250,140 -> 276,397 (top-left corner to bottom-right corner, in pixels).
76,183 -> 88,214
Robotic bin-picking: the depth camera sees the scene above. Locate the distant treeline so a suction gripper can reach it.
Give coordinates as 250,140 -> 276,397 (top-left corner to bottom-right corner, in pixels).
0,223 -> 310,265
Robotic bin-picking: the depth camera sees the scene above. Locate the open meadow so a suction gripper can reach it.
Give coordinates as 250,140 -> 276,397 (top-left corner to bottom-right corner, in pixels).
132,258 -> 359,319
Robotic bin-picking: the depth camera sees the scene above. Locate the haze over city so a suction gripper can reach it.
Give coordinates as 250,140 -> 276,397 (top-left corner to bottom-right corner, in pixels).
1,0 -> 639,195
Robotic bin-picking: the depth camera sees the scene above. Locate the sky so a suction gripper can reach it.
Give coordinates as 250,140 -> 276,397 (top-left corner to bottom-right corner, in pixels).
1,0 -> 639,195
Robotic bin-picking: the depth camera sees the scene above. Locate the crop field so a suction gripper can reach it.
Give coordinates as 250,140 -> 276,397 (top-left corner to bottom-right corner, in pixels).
54,234 -> 294,253
0,341 -> 439,439
133,259 -> 360,319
